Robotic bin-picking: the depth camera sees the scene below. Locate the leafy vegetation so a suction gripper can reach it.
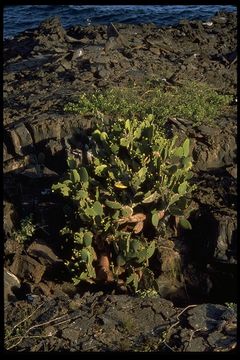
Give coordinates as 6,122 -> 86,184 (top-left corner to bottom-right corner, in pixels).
64,80 -> 232,126
13,215 -> 36,244
52,114 -> 196,292
225,302 -> 237,313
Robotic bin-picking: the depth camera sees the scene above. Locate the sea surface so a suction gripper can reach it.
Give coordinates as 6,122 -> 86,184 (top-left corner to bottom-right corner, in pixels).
3,5 -> 236,39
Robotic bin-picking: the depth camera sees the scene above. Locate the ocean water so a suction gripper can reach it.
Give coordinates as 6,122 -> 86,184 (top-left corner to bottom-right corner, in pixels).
3,5 -> 237,39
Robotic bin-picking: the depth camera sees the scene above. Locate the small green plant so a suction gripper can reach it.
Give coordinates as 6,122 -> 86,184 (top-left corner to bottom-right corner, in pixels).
13,215 -> 36,244
64,81 -> 232,126
136,288 -> 159,298
52,114 -> 196,291
225,302 -> 237,313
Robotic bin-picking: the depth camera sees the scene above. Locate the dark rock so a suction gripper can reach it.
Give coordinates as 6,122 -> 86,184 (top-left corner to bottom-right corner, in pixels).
212,14 -> 227,25
19,164 -> 59,180
104,37 -> 117,52
60,58 -> 72,71
149,47 -> 160,56
36,281 -> 52,296
197,124 -> 220,136
188,207 -> 237,265
43,325 -> 57,337
187,303 -> 234,331
207,331 -> 236,350
96,65 -> 109,79
3,72 -> 16,82
45,139 -> 63,157
225,165 -> 237,179
3,200 -> 18,238
5,239 -> 23,256
78,71 -> 94,82
193,130 -> 236,171
4,36 -> 38,61
166,302 -> 237,351
107,23 -> 119,38
61,115 -> 92,139
4,268 -> 21,302
62,328 -> 80,343
77,36 -> 89,45
3,142 -> 14,161
27,239 -> 63,266
3,155 -> 31,174
224,50 -> 237,65
185,337 -> 208,352
37,17 -> 67,48
105,23 -> 128,51
126,69 -> 147,82
27,116 -> 62,143
213,212 -> 237,263
71,48 -> 84,61
6,124 -> 33,156
4,291 -> 237,352
10,254 -> 46,283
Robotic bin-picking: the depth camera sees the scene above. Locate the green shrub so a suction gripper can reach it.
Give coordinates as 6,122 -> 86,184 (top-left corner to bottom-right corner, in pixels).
52,115 -> 196,291
63,81 -> 232,126
13,215 -> 36,244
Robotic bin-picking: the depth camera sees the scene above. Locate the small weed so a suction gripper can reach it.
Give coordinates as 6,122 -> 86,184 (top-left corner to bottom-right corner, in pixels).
225,302 -> 237,313
136,288 -> 159,298
13,215 -> 36,244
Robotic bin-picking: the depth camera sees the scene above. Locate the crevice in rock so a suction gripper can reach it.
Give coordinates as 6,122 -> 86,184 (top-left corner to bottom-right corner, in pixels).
3,129 -> 17,158
24,121 -> 36,146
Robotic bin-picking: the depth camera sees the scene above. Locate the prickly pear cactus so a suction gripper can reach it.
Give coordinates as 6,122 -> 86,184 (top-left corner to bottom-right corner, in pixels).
52,114 -> 196,290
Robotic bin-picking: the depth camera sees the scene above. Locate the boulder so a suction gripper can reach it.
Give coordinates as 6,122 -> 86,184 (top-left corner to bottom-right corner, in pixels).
10,254 -> 46,283
4,268 -> 21,302
6,124 -> 33,156
27,239 -> 63,266
3,200 -> 18,238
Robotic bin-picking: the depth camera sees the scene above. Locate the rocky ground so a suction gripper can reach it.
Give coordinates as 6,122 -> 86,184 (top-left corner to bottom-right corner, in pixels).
3,12 -> 237,352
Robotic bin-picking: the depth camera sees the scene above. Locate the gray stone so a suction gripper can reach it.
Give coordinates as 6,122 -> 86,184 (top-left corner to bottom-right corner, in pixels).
27,239 -> 63,266
150,47 -> 160,56
38,16 -> 67,45
60,115 -> 92,139
96,64 -> 109,79
3,142 -> 13,162
187,304 -> 230,331
60,59 -> 72,70
207,331 -> 236,350
4,268 -> 21,302
4,290 -> 237,352
3,155 -> 31,174
6,127 -> 27,156
62,328 -> 80,342
14,124 -> 33,148
197,124 -> 220,136
185,337 -> 208,352
27,116 -> 62,144
10,254 -> 46,283
104,37 -> 117,52
45,139 -> 63,157
193,131 -> 236,170
5,239 -> 23,256
226,165 -> 237,179
78,71 -> 94,82
19,164 -> 58,179
3,200 -> 18,237
213,213 -> 237,263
